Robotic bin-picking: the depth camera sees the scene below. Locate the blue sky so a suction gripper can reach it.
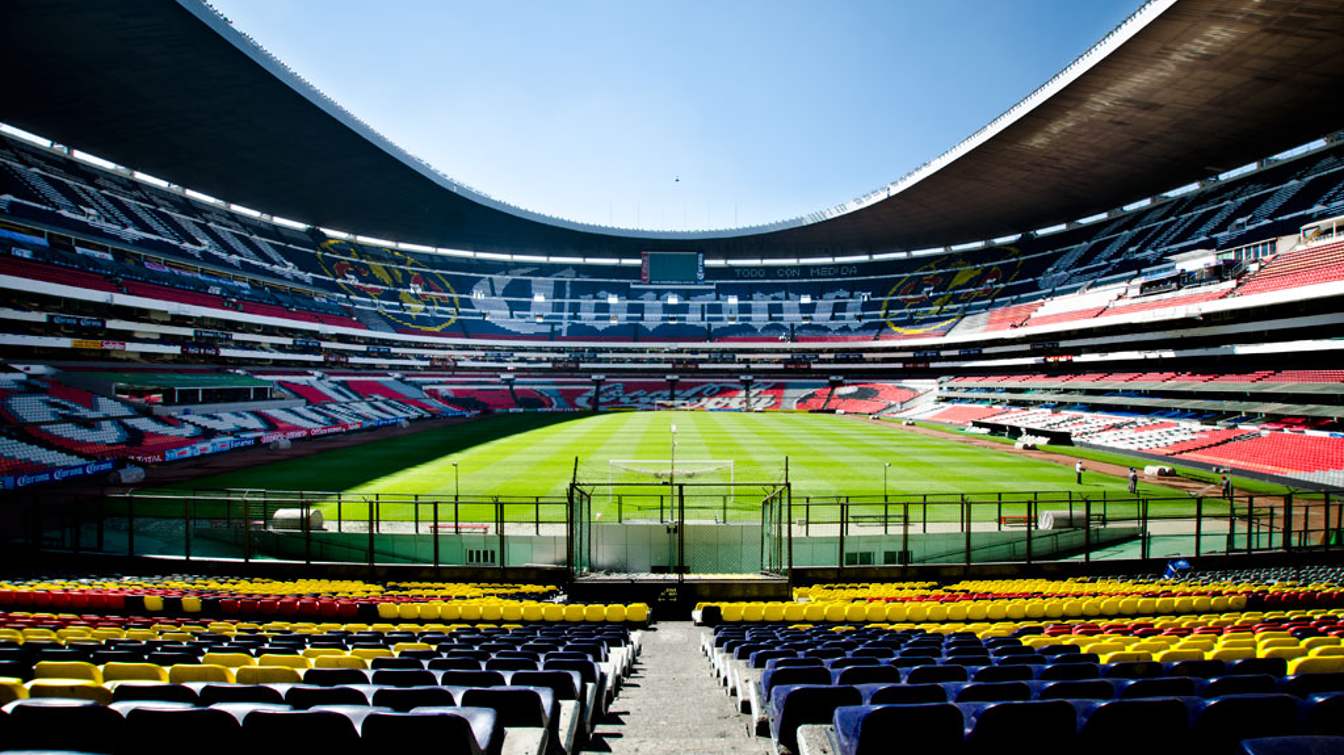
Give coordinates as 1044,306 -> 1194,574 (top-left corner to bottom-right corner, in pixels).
211,0 -> 1140,231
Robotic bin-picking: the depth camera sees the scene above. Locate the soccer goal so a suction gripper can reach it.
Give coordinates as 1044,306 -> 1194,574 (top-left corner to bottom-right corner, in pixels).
606,458 -> 735,516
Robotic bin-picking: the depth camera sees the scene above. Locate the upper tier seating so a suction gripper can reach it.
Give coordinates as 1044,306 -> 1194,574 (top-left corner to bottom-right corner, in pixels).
1235,240 -> 1344,297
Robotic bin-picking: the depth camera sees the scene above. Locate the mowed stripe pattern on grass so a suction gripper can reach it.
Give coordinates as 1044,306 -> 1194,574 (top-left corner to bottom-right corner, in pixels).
159,411 -> 1174,521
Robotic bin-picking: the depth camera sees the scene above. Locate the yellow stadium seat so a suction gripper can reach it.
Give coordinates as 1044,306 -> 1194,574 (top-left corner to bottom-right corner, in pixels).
236,666 -> 302,685
25,679 -> 111,704
256,655 -> 311,669
181,597 -> 202,613
168,665 -> 234,684
1262,647 -> 1307,661
201,653 -> 255,669
0,678 -> 27,704
1288,656 -> 1344,675
1301,637 -> 1340,651
1154,649 -> 1206,663
564,605 -> 587,623
33,661 -> 101,684
1310,646 -> 1344,658
585,604 -> 608,623
417,604 -> 441,621
845,604 -> 868,623
824,604 -> 848,623
1208,647 -> 1256,662
865,603 -> 887,623
783,604 -> 806,623
1257,638 -> 1299,650
521,604 -> 543,622
439,603 -> 462,621
1099,651 -> 1152,664
101,663 -> 168,683
350,648 -> 391,661
376,603 -> 400,620
542,604 -> 565,622
482,605 -> 504,622
627,603 -> 650,623
303,648 -> 348,658
502,605 -> 524,622
142,596 -> 164,612
313,655 -> 368,670
397,604 -> 419,621
884,603 -> 907,623
605,604 -> 628,623
925,604 -> 948,622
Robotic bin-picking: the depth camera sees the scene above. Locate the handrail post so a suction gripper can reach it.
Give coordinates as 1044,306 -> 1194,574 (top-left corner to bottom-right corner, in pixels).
1139,497 -> 1149,561
1195,496 -> 1203,558
432,499 -> 440,573
1083,497 -> 1092,563
337,492 -> 343,534
497,497 -> 506,573
902,500 -> 911,567
837,498 -> 847,568
963,494 -> 972,567
303,496 -> 312,565
413,494 -> 420,535
1283,493 -> 1294,553
1025,496 -> 1034,565
183,497 -> 192,562
127,492 -> 136,558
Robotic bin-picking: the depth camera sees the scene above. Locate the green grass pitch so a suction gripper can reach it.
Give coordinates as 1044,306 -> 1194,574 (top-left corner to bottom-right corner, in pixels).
148,411 -> 1216,523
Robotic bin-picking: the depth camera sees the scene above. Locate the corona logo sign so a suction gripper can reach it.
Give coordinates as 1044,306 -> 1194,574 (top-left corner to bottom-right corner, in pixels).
880,247 -> 1024,334
315,240 -> 461,332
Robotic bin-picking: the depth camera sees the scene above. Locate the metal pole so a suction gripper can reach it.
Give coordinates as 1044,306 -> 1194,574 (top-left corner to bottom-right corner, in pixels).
1083,497 -> 1092,563
183,497 -> 191,562
838,498 -> 847,568
414,494 -> 420,535
433,499 -> 440,573
902,500 -> 911,566
1284,493 -> 1294,553
337,492 -> 343,534
1140,497 -> 1149,561
127,492 -> 135,557
963,494 -> 971,567
1025,497 -> 1033,565
1195,496 -> 1203,558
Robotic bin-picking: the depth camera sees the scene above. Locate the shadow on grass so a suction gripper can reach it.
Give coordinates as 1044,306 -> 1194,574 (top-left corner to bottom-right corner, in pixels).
167,412 -> 587,492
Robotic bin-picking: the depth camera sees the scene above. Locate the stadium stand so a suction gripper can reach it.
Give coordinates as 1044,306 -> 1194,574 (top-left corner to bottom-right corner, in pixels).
697,573 -> 1344,755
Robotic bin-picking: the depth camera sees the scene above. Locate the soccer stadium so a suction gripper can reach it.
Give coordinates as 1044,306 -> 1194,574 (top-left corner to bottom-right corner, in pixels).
0,0 -> 1343,752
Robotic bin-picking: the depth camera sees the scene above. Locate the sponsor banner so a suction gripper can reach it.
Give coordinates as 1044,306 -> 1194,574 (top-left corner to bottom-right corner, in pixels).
75,246 -> 114,261
293,337 -> 322,349
323,352 -> 351,364
71,339 -> 127,351
0,460 -> 116,490
193,329 -> 234,341
367,345 -> 392,355
180,344 -> 220,356
50,314 -> 105,329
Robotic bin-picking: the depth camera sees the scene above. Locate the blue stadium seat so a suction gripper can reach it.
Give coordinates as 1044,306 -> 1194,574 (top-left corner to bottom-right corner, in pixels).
371,685 -> 459,712
1076,697 -> 1197,755
1,698 -> 125,753
122,705 -> 244,754
832,703 -> 964,755
284,684 -> 370,709
859,683 -> 948,705
240,708 -> 362,752
365,708 -> 500,755
965,700 -> 1077,755
770,684 -> 864,755
1195,694 -> 1304,755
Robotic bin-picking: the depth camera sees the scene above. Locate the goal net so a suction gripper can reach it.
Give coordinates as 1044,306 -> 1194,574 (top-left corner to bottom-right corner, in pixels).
606,458 -> 735,516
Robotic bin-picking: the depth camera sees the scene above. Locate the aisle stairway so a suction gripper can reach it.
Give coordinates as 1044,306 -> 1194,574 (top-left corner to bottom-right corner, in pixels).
587,621 -> 770,754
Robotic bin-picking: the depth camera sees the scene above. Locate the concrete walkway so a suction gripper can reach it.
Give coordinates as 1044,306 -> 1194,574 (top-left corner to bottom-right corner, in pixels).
586,621 -> 770,755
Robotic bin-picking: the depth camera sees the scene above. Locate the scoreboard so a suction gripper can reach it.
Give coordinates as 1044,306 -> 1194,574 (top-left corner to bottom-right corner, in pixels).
641,252 -> 704,284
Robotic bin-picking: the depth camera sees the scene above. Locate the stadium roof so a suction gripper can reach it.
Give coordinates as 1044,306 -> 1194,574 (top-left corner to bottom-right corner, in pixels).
2,0 -> 1343,258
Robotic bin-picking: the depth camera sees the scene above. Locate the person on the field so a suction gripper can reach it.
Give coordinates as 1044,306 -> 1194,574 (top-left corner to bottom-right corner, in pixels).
1075,460 -> 1085,485
1127,467 -> 1138,495
1221,473 -> 1233,500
